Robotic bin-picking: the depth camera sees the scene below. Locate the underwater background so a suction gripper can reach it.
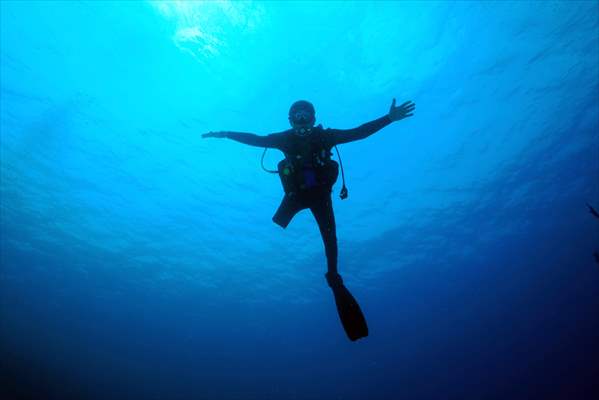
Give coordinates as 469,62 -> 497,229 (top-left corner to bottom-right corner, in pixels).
1,1 -> 598,399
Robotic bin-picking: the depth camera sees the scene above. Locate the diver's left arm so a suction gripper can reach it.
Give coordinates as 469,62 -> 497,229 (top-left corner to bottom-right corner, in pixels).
330,99 -> 415,145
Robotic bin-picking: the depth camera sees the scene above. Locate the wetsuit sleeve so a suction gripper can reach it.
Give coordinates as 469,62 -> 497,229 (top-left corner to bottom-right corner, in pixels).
225,132 -> 283,149
327,115 -> 393,145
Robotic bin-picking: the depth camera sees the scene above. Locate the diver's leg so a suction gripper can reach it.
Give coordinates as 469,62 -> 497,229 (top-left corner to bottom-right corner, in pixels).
311,191 -> 368,341
272,193 -> 304,228
309,192 -> 338,274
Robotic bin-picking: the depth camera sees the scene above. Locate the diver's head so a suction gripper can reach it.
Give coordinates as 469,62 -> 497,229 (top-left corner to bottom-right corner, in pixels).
289,100 -> 315,134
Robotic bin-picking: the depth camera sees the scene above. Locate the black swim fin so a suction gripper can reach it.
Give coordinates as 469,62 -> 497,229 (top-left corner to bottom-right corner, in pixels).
326,273 -> 369,341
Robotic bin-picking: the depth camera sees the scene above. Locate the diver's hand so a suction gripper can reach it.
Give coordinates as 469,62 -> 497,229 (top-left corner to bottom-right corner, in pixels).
202,131 -> 228,139
388,99 -> 415,122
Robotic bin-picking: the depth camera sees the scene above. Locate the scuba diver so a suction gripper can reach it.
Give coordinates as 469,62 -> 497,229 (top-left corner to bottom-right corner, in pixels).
586,203 -> 599,266
586,203 -> 599,220
202,98 -> 416,341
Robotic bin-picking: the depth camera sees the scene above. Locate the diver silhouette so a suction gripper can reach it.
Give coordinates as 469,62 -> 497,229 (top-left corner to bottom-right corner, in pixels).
203,98 -> 415,340
586,203 -> 599,220
587,203 -> 599,266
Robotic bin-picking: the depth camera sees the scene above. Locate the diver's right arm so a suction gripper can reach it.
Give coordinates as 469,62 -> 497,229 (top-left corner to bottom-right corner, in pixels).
202,131 -> 282,148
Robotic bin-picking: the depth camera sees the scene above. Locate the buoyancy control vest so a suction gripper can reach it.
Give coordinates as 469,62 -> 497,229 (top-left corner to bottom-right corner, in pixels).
261,125 -> 348,199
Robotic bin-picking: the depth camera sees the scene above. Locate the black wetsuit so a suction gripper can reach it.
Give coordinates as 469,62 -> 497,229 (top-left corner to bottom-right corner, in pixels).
225,115 -> 392,274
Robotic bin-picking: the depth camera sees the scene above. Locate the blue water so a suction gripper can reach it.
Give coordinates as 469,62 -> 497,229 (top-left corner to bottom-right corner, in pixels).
1,1 -> 598,399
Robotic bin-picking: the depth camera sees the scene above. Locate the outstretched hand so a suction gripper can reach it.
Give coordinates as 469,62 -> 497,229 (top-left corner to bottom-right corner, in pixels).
202,131 -> 228,139
388,99 -> 415,122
